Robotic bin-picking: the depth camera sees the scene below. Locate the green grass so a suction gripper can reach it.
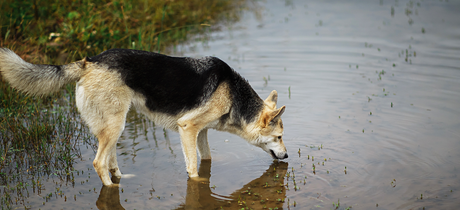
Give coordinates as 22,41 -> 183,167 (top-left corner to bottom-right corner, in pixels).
0,0 -> 247,208
0,0 -> 245,63
0,79 -> 97,208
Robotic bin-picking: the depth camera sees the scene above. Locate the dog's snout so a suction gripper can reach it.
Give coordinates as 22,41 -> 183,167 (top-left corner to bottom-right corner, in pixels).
269,149 -> 288,160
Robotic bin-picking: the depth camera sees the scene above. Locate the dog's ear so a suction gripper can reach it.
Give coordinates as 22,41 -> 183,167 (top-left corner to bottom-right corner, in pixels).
270,106 -> 285,123
264,90 -> 278,109
261,106 -> 286,127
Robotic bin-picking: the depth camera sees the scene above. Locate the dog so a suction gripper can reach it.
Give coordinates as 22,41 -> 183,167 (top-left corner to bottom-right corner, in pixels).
0,48 -> 287,186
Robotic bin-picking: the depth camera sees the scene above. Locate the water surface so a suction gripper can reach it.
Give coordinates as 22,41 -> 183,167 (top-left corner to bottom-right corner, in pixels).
10,0 -> 460,209
181,0 -> 460,209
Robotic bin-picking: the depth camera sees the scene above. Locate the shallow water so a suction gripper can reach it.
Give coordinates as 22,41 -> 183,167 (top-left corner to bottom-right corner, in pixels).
9,0 -> 460,209
180,1 -> 460,209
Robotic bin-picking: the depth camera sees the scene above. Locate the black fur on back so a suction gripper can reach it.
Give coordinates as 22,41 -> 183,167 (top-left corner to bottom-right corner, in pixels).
86,49 -> 264,123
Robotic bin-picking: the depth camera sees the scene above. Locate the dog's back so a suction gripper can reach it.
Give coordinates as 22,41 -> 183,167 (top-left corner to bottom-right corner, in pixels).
87,49 -> 231,115
86,49 -> 264,122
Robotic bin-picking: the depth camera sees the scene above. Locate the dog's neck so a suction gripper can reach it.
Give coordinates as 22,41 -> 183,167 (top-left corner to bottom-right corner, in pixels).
215,110 -> 261,143
213,75 -> 265,143
238,122 -> 261,143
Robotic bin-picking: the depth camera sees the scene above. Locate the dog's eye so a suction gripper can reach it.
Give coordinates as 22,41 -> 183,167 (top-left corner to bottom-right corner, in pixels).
277,136 -> 282,140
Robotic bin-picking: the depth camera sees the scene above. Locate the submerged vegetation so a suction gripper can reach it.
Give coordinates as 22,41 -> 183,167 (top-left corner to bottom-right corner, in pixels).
0,81 -> 96,208
0,0 -> 246,209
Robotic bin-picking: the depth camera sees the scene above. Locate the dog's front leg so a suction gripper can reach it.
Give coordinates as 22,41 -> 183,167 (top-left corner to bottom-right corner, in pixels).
178,121 -> 200,177
197,129 -> 211,160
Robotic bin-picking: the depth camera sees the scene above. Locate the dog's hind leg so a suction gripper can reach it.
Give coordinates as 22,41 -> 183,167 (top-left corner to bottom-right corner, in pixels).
197,129 -> 211,160
93,115 -> 127,186
76,72 -> 132,186
108,145 -> 122,183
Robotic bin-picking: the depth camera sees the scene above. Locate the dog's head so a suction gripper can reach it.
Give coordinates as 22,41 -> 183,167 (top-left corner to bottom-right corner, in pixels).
253,90 -> 288,160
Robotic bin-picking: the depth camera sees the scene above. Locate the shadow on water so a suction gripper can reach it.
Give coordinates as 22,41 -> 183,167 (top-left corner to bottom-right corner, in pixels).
95,161 -> 288,210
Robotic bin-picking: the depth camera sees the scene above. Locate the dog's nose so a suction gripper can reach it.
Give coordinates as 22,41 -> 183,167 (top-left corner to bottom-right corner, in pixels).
283,153 -> 288,159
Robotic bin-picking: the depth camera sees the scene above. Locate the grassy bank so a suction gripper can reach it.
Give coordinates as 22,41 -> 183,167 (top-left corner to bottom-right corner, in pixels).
0,0 -> 246,208
0,0 -> 244,63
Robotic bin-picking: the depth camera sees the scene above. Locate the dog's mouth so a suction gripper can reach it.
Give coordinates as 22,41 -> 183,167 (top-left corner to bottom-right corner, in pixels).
269,149 -> 288,160
269,149 -> 278,159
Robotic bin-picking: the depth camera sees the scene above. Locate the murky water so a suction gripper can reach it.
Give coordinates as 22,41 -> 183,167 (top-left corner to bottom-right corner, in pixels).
9,0 -> 460,209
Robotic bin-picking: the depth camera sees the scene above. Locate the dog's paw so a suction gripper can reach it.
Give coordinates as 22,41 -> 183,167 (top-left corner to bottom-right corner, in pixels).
111,175 -> 121,184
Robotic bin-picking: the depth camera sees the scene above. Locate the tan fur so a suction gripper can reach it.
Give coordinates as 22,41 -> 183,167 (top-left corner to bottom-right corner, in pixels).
0,48 -> 85,95
0,49 -> 287,186
244,91 -> 287,159
76,62 -> 133,185
176,82 -> 232,177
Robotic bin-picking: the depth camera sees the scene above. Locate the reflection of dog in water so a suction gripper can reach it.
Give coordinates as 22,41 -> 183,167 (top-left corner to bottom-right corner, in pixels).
96,185 -> 125,210
0,48 -> 288,186
177,160 -> 289,210
95,160 -> 289,210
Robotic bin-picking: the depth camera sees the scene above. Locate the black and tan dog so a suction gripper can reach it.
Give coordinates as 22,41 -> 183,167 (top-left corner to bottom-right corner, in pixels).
0,48 -> 287,186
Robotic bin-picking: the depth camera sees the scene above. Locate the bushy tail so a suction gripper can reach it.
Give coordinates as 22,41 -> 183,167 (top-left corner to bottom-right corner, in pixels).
0,48 -> 85,95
